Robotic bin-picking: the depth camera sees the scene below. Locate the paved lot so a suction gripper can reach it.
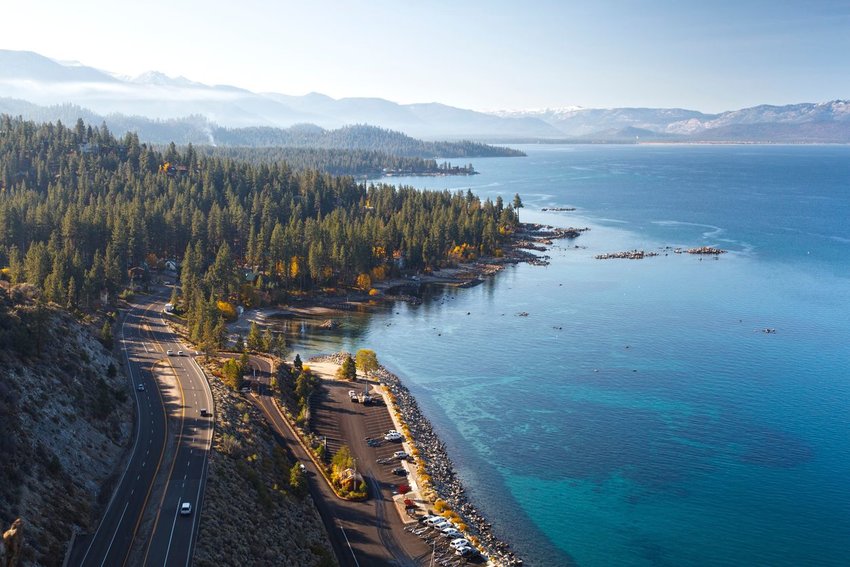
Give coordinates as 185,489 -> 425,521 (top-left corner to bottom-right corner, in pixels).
246,357 -> 431,566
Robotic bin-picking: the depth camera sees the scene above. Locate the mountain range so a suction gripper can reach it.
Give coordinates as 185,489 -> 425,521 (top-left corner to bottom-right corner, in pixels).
1,50 -> 849,143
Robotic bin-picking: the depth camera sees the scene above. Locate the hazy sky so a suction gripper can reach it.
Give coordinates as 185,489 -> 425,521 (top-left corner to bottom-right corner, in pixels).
5,0 -> 849,112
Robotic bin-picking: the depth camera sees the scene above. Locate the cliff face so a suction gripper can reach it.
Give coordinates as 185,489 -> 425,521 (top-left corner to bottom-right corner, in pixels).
0,283 -> 132,566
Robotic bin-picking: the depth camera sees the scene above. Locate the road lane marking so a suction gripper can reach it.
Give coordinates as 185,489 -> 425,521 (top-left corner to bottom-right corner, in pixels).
163,498 -> 183,565
340,526 -> 361,567
142,350 -> 188,565
98,500 -> 130,567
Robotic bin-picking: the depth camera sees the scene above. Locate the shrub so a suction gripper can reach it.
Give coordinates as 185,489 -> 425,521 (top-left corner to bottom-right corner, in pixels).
220,433 -> 242,457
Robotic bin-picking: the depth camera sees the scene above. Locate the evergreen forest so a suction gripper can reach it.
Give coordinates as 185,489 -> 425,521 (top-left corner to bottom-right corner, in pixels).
0,116 -> 521,347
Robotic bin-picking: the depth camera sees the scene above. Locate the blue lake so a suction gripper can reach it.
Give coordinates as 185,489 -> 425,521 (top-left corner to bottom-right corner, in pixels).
287,145 -> 850,566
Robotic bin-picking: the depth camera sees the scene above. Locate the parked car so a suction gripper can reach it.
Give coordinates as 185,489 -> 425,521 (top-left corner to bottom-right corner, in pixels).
384,430 -> 403,441
393,450 -> 408,460
391,467 -> 407,476
427,517 -> 450,528
450,538 -> 470,549
166,349 -> 174,356
455,545 -> 476,557
442,528 -> 462,539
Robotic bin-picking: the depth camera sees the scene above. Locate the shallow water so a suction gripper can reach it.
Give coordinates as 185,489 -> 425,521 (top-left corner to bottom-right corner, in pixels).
284,145 -> 850,566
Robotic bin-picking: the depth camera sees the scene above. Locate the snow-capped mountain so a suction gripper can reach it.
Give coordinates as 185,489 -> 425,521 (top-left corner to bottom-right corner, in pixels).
1,49 -> 848,142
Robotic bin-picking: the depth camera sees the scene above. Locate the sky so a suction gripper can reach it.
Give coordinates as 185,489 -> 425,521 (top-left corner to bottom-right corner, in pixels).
4,0 -> 850,112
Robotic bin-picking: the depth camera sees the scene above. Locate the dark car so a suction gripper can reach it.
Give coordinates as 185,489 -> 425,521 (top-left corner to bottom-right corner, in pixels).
392,467 -> 408,476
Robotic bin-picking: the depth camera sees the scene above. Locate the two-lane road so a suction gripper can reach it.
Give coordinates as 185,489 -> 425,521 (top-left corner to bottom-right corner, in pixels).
70,289 -> 213,567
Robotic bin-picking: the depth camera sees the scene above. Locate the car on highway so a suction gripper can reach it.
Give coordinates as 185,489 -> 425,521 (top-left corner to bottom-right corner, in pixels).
200,408 -> 209,417
137,383 -> 145,391
180,502 -> 192,515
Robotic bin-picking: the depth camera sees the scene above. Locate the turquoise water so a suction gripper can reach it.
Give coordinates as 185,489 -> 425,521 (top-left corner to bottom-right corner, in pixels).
289,145 -> 850,566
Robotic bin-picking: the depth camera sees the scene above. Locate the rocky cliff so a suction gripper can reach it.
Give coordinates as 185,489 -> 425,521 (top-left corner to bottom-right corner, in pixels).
0,283 -> 132,566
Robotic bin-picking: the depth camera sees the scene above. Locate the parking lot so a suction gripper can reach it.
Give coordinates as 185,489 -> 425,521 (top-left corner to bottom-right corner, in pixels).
309,376 -> 483,566
310,379 -> 415,496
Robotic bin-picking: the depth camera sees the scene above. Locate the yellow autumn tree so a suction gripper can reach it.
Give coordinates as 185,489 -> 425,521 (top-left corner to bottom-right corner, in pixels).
356,273 -> 371,291
217,300 -> 237,321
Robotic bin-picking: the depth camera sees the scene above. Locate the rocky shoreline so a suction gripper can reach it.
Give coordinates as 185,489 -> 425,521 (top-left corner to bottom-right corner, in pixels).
311,353 -> 523,566
377,366 -> 524,567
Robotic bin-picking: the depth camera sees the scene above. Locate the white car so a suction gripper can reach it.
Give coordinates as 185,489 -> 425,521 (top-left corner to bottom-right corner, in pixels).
384,431 -> 403,441
425,516 -> 447,526
137,383 -> 145,391
456,545 -> 476,557
180,502 -> 192,515
166,349 -> 174,356
177,350 -> 183,356
451,538 -> 470,549
392,450 -> 408,460
441,527 -> 462,539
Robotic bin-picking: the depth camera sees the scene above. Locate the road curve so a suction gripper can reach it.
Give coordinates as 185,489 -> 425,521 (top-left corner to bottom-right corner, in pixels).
68,287 -> 214,567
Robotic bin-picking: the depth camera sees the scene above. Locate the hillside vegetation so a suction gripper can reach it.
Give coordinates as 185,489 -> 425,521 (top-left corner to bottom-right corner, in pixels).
0,282 -> 131,566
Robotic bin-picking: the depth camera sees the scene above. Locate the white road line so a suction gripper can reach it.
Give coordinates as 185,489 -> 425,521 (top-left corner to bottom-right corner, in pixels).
98,500 -> 129,567
163,498 -> 183,565
340,526 -> 361,567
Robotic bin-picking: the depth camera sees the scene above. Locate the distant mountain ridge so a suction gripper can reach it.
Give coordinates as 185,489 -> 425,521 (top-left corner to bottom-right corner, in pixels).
1,49 -> 848,142
0,97 -> 524,160
494,102 -> 850,142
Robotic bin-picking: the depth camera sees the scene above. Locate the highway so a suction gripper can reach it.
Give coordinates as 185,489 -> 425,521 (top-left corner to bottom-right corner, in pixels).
70,287 -> 213,567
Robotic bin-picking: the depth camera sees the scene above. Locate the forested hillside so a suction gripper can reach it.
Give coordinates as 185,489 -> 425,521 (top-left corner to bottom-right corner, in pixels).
0,116 -> 520,348
197,146 -> 476,178
0,98 -> 525,159
212,123 -> 525,157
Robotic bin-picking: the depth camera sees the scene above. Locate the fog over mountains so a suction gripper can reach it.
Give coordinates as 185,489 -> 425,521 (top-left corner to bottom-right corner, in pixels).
2,50 -> 849,143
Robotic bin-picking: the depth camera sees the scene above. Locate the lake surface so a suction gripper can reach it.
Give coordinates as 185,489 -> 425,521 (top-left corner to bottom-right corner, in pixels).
286,145 -> 850,566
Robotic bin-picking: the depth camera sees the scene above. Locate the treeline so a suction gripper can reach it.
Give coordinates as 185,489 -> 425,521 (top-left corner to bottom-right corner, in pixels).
0,116 -> 521,321
197,146 -> 471,178
212,124 -> 526,158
